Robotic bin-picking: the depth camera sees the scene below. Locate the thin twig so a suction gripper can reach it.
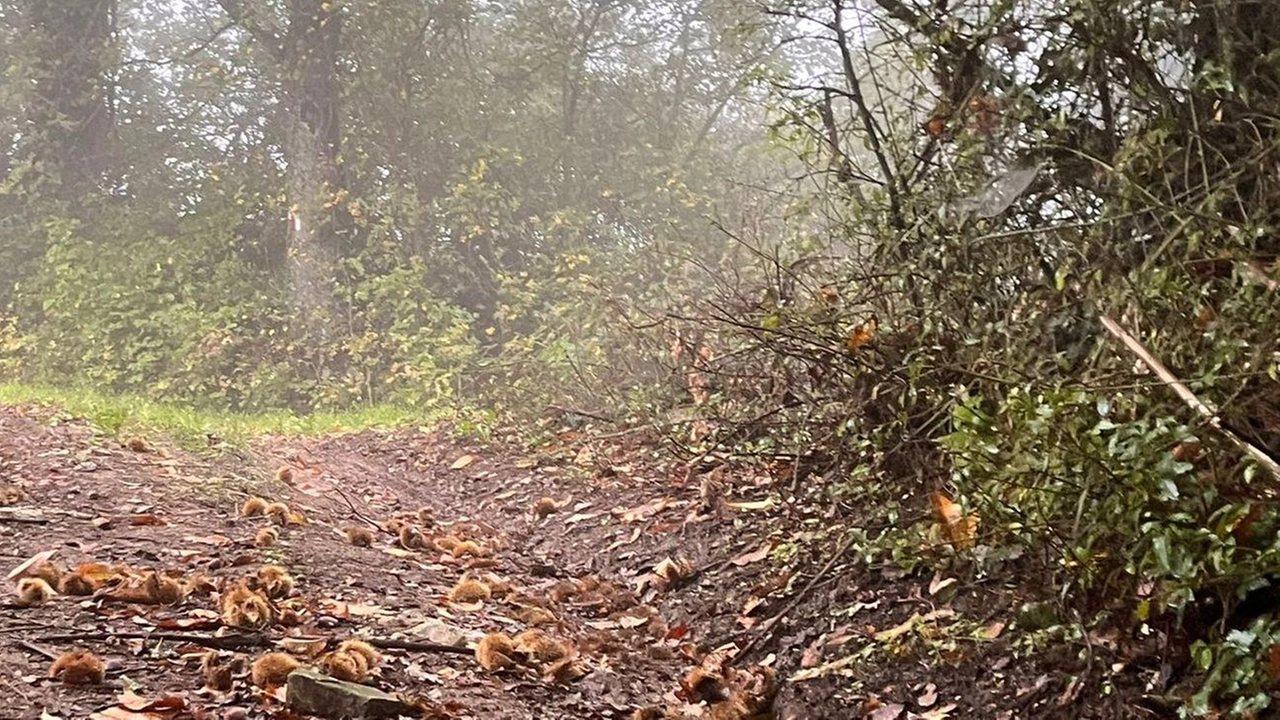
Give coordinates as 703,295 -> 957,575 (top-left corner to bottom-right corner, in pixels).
15,640 -> 59,661
365,637 -> 472,656
728,528 -> 860,664
35,631 -> 272,651
546,405 -> 616,425
331,486 -> 385,532
1099,315 -> 1280,481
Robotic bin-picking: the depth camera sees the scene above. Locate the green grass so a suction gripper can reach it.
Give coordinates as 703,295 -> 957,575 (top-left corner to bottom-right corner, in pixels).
0,382 -> 446,448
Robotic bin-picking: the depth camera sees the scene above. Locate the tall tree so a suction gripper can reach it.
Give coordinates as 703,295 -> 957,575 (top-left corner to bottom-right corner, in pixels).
215,0 -> 345,330
22,0 -> 117,199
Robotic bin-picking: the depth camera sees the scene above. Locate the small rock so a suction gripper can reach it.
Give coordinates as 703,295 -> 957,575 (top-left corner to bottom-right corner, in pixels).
92,517 -> 113,530
0,508 -> 45,523
285,668 -> 417,719
405,618 -> 471,647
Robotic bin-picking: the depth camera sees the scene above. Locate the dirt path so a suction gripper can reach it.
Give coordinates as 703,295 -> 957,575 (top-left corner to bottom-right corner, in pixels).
0,405 -> 1150,719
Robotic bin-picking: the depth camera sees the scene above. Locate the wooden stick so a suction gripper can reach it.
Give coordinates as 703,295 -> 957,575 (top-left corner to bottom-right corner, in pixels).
32,631 -> 473,656
331,485 -> 385,532
365,637 -> 472,656
35,631 -> 272,651
14,639 -> 59,661
1099,315 -> 1280,480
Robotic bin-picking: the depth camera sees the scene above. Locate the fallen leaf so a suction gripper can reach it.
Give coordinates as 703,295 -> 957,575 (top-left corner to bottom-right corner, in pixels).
800,638 -> 824,668
613,497 -> 673,524
276,637 -> 329,658
652,557 -> 695,588
928,575 -> 956,595
873,609 -> 956,643
790,654 -> 858,682
155,617 -> 219,631
724,498 -> 774,511
751,571 -> 793,597
606,526 -> 643,551
866,702 -> 905,720
129,514 -> 168,527
90,689 -> 186,719
980,621 -> 1006,640
183,534 -> 231,546
117,689 -> 185,713
731,540 -> 773,567
917,682 -> 938,707
918,703 -> 959,719
450,454 -> 478,470
7,549 -> 58,580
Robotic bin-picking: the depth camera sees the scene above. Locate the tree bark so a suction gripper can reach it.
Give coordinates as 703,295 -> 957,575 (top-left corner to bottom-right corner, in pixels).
280,0 -> 344,333
217,0 -> 345,329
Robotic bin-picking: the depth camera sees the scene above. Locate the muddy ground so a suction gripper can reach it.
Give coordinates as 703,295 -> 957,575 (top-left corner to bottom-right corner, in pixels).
0,404 -> 1174,719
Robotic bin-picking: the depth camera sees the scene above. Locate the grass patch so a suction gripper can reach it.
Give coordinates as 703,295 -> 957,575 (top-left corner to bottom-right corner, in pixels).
0,382 -> 446,448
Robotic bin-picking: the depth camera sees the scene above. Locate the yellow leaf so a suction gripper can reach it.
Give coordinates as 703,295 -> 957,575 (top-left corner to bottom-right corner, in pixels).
725,498 -> 775,512
450,454 -> 477,470
845,315 -> 878,352
929,491 -> 978,550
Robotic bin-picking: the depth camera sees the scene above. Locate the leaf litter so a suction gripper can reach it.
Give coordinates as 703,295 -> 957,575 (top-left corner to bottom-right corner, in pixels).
0,404 -> 1128,719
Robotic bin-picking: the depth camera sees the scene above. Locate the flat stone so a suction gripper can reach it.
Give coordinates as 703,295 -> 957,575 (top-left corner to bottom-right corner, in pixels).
405,617 -> 473,647
285,668 -> 418,719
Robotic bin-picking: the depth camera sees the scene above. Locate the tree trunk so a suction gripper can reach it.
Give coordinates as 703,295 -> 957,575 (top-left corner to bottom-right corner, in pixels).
216,0 -> 345,330
25,0 -> 115,198
280,0 -> 344,333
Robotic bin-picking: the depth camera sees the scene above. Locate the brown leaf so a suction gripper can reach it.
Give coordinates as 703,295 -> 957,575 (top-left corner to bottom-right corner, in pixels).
129,514 -> 168,527
613,496 -> 673,524
117,689 -> 185,713
90,689 -> 186,719
866,702 -> 905,720
731,540 -> 774,567
276,637 -> 329,658
800,638 -> 824,668
980,621 -> 1006,640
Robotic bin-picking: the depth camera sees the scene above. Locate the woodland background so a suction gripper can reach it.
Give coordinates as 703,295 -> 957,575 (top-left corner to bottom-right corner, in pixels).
2,0 -> 1280,714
